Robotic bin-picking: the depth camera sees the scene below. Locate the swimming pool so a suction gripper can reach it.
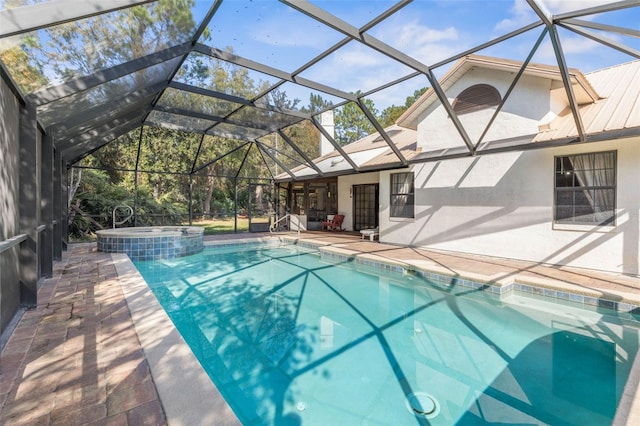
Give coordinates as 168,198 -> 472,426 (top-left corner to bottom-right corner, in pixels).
133,243 -> 640,425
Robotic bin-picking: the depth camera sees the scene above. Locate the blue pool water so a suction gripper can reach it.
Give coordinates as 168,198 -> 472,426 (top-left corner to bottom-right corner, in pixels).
134,243 -> 640,425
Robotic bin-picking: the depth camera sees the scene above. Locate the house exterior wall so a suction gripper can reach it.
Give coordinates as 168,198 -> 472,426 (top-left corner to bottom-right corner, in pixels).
378,137 -> 640,275
0,75 -> 22,333
417,69 -> 556,151
337,172 -> 380,231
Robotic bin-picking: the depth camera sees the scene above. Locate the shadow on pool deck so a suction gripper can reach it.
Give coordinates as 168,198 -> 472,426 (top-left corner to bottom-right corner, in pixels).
1,231 -> 639,424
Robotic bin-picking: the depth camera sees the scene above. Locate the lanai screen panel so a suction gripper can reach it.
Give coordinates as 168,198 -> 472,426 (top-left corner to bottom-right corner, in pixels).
204,0 -> 346,73
228,104 -> 305,134
146,110 -> 218,133
0,0 -> 638,180
193,136 -> 249,172
156,87 -> 244,118
53,94 -> 157,142
0,1 -> 207,94
297,39 -> 416,95
367,0 -> 541,67
279,120 -> 323,160
270,81 -> 343,113
84,130 -> 142,171
136,127 -> 202,175
311,0 -> 399,28
175,52 -> 282,98
207,121 -> 272,142
362,72 -> 431,123
37,59 -> 181,127
256,134 -> 309,172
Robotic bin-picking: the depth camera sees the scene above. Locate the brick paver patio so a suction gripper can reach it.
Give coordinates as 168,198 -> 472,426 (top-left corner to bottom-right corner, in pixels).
0,244 -> 165,426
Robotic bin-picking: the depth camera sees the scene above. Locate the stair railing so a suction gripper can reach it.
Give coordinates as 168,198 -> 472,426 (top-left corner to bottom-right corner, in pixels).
269,213 -> 290,233
112,205 -> 134,228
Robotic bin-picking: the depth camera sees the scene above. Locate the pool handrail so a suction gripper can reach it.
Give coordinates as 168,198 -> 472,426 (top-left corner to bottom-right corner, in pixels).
112,205 -> 133,228
270,214 -> 290,233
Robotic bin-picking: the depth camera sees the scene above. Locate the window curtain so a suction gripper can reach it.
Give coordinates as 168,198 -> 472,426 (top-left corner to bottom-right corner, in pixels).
570,152 -> 615,223
390,173 -> 414,218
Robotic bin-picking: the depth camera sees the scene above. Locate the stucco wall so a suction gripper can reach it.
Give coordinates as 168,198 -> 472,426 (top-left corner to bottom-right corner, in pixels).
337,172 -> 380,231
417,70 -> 555,151
0,75 -> 22,333
379,137 -> 640,275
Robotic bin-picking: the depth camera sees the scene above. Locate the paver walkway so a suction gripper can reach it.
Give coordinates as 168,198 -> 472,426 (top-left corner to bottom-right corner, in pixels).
284,232 -> 640,297
1,232 -> 639,425
0,244 -> 165,426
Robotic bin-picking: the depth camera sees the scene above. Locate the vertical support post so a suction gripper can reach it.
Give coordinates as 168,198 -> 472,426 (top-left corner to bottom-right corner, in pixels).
18,101 -> 39,307
133,127 -> 143,227
41,132 -> 54,277
247,182 -> 253,233
275,182 -> 280,222
134,171 -> 139,227
53,148 -> 63,260
234,177 -> 238,233
61,162 -> 68,251
189,174 -> 193,226
304,182 -> 309,216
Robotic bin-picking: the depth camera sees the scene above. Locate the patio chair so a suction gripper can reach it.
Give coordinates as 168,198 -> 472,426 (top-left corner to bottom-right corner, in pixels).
322,214 -> 344,231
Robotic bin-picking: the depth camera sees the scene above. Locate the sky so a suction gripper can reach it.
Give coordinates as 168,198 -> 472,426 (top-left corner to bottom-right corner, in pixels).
198,0 -> 640,111
1,0 -> 638,112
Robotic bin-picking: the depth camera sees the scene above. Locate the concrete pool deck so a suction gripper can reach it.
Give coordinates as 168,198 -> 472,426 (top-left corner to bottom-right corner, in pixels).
1,231 -> 640,424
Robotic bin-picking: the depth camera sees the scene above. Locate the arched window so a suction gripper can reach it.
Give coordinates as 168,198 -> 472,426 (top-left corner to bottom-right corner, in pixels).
452,84 -> 501,115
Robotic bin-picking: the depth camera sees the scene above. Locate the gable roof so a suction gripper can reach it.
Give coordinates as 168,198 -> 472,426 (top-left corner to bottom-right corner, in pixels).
396,54 -> 600,130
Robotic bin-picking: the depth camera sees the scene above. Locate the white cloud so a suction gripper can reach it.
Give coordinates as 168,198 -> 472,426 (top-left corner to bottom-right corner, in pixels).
532,34 -> 602,66
494,0 -> 538,33
369,16 -> 462,66
494,0 -> 621,33
557,34 -> 601,54
301,41 -> 412,95
543,0 -> 620,14
392,22 -> 459,46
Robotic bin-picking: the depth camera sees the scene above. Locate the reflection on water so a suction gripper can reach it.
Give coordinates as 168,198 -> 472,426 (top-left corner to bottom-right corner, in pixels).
135,244 -> 639,425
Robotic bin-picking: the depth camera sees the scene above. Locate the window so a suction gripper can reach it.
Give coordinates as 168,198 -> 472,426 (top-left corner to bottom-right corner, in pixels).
452,84 -> 501,115
554,151 -> 616,225
390,172 -> 414,218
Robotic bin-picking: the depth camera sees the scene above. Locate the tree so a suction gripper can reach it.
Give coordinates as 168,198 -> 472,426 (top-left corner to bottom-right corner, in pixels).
379,87 -> 429,127
378,105 -> 406,128
0,43 -> 48,93
334,92 -> 377,145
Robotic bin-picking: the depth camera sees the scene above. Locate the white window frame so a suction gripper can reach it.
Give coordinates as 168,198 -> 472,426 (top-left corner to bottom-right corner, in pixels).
390,172 -> 415,219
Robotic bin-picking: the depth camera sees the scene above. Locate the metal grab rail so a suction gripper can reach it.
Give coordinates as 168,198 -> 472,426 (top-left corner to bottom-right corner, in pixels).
269,214 -> 290,233
112,205 -> 134,228
0,233 -> 28,254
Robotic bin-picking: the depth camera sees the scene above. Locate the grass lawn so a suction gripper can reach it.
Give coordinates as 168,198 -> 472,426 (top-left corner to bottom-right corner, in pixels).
191,217 -> 250,234
69,217 -> 259,242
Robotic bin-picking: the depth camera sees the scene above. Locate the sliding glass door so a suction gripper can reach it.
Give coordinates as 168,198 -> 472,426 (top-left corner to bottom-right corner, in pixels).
352,184 -> 378,231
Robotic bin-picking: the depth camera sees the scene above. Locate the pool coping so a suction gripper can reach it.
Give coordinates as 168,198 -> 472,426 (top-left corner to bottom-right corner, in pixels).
112,253 -> 241,426
285,237 -> 640,314
115,236 -> 640,425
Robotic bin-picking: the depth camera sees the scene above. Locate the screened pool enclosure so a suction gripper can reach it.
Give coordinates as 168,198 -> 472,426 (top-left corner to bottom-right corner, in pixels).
1,0 -> 639,329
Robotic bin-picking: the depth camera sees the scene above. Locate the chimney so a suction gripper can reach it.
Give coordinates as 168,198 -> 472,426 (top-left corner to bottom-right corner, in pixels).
319,110 -> 334,157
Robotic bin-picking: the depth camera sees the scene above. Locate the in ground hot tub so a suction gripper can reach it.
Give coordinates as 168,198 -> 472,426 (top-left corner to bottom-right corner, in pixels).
97,226 -> 204,260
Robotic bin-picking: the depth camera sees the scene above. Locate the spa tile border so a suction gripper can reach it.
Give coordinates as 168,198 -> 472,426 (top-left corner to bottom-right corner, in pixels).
98,232 -> 203,260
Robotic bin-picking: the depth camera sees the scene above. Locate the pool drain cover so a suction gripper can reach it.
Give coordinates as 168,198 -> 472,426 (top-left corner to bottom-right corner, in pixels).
405,392 -> 440,419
